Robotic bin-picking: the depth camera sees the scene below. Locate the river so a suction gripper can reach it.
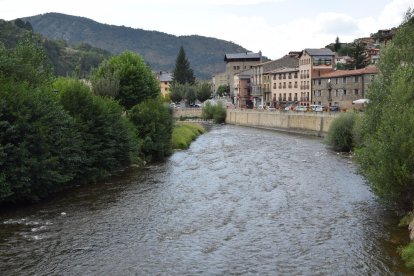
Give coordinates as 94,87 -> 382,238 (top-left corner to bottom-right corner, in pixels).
0,125 -> 411,275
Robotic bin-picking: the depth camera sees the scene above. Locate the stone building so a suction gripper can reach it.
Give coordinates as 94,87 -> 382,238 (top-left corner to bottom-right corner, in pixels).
312,66 -> 378,110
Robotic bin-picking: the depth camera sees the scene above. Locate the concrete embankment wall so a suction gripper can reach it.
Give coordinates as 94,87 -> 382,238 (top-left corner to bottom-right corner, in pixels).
172,108 -> 202,118
226,109 -> 339,137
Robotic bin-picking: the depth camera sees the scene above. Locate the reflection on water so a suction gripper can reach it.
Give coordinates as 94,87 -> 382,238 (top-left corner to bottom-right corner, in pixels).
0,125 -> 411,275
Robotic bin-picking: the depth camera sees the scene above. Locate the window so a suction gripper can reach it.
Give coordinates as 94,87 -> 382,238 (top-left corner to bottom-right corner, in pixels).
294,81 -> 298,88
355,76 -> 359,83
283,73 -> 286,79
279,74 -> 282,80
354,89 -> 359,95
288,73 -> 292,79
273,75 -> 276,80
294,72 -> 298,78
343,89 -> 347,95
318,79 -> 321,85
283,82 -> 286,88
343,77 -> 346,83
273,83 -> 276,89
335,78 -> 338,84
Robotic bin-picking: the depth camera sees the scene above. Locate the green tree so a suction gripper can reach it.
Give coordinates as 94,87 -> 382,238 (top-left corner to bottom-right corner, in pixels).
357,10 -> 414,210
170,83 -> 185,103
56,77 -> 140,183
350,40 -> 369,69
128,99 -> 173,161
0,79 -> 82,203
197,82 -> 212,102
216,84 -> 230,97
172,46 -> 195,85
185,84 -> 197,106
93,51 -> 160,109
0,36 -> 53,88
334,36 -> 341,52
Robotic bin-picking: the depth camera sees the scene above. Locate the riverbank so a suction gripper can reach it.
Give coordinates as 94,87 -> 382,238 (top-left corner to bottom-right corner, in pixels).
172,122 -> 205,150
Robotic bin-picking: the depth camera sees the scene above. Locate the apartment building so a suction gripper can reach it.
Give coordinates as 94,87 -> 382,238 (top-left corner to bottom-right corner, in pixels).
234,69 -> 253,108
224,52 -> 262,102
251,55 -> 299,108
266,67 -> 299,108
312,66 -> 378,109
298,48 -> 335,106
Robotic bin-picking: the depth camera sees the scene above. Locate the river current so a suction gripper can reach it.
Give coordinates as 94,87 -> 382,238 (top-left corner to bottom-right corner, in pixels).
0,125 -> 411,275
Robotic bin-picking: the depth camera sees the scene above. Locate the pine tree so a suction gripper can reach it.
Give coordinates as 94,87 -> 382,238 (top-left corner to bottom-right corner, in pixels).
172,46 -> 195,85
334,36 -> 341,52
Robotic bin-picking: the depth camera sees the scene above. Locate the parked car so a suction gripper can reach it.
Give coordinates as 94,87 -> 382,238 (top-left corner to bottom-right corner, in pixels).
309,104 -> 323,112
267,106 -> 276,111
284,105 -> 293,111
329,105 -> 340,111
295,105 -> 307,112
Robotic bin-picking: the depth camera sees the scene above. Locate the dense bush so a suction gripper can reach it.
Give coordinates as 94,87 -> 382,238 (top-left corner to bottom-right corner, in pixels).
128,99 -> 173,161
202,102 -> 226,124
0,79 -> 82,203
56,78 -> 140,183
325,113 -> 357,152
172,123 -> 205,150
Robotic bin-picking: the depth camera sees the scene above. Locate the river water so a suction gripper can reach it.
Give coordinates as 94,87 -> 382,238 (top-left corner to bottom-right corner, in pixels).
0,125 -> 411,275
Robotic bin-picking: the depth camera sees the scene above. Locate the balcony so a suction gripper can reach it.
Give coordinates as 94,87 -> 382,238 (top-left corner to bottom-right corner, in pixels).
251,85 -> 263,97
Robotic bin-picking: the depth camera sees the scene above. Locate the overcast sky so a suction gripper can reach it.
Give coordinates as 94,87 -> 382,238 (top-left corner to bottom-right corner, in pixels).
0,0 -> 413,59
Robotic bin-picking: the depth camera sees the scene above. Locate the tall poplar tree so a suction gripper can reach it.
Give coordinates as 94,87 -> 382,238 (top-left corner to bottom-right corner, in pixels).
172,46 -> 195,85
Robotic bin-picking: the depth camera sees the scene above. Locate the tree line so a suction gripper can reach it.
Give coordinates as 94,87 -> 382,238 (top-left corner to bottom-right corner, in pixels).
0,37 -> 173,205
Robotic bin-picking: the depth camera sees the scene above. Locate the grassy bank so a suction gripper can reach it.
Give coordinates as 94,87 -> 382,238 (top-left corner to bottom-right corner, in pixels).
172,122 -> 205,150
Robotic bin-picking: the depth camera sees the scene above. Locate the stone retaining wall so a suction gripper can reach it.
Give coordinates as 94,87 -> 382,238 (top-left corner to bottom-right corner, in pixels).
226,109 -> 340,136
172,108 -> 202,118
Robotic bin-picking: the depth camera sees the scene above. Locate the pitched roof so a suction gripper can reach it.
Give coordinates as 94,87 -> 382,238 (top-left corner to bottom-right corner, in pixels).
224,52 -> 261,62
158,72 -> 173,82
255,55 -> 299,72
303,48 -> 335,56
265,66 -> 299,74
313,66 -> 378,79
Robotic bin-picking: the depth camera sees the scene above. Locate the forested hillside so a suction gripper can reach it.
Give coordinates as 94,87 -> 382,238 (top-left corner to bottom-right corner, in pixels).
0,19 -> 111,77
23,13 -> 249,79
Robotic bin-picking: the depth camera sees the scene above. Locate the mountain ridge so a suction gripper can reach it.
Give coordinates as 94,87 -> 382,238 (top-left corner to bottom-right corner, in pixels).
23,12 -> 250,79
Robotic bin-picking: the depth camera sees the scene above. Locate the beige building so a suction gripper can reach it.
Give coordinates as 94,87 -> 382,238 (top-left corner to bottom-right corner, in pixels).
224,52 -> 262,102
251,54 -> 299,108
267,67 -> 299,108
156,71 -> 173,98
212,72 -> 228,96
298,48 -> 335,106
312,66 -> 378,110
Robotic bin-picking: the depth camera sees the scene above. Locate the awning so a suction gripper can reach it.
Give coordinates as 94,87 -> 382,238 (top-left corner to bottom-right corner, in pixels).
352,99 -> 370,104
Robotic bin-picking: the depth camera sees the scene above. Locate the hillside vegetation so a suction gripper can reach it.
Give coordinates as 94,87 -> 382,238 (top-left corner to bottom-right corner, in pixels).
23,12 -> 249,79
0,19 -> 111,77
